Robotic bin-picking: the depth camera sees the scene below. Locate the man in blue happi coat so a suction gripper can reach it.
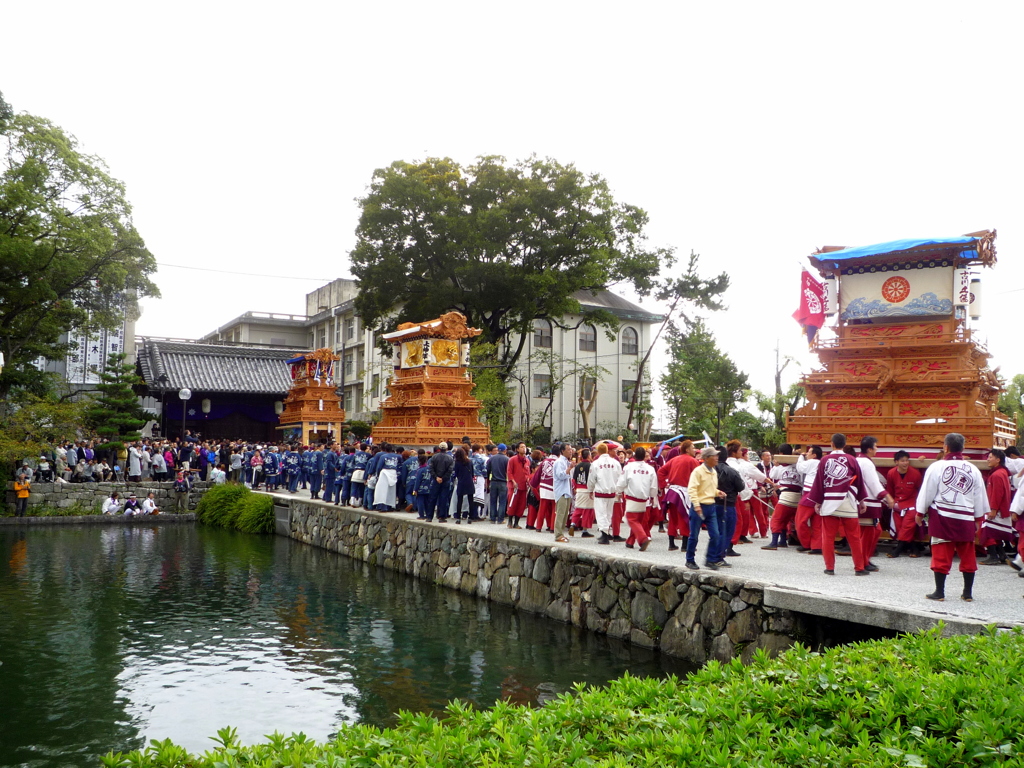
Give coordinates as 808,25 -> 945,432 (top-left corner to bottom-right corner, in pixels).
308,444 -> 325,499
322,445 -> 339,503
263,446 -> 281,491
284,444 -> 302,493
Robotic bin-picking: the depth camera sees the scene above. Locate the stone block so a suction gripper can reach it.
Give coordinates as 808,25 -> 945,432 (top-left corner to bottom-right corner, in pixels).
630,592 -> 667,634
586,611 -> 609,634
546,599 -> 571,623
595,584 -> 618,614
518,577 -> 550,614
738,588 -> 763,606
700,596 -> 730,636
630,628 -> 656,648
476,574 -> 491,599
729,598 -> 748,613
675,586 -> 706,627
460,572 -> 477,594
533,554 -> 551,584
725,607 -> 760,645
607,617 -> 631,640
764,586 -> 991,636
490,568 -> 511,604
570,585 -> 585,626
710,634 -> 735,662
658,581 -> 681,613
550,560 -> 568,594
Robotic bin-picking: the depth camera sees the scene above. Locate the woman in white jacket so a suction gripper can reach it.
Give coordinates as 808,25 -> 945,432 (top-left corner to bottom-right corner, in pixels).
616,447 -> 659,551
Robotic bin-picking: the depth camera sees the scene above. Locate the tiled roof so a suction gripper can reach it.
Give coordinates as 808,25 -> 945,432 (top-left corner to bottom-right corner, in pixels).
573,289 -> 664,323
137,340 -> 297,395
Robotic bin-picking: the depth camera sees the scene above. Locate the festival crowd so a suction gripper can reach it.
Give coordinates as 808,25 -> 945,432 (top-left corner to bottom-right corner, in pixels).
12,430 -> 1024,600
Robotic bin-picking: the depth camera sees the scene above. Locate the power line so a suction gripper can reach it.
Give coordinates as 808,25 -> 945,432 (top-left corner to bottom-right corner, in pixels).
156,262 -> 338,282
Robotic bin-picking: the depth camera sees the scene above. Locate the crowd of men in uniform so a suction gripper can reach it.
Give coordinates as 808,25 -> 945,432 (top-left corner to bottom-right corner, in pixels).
237,431 -> 1023,603
15,428 -> 1023,602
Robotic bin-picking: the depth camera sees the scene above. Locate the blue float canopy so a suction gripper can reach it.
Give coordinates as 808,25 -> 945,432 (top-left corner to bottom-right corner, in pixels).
809,230 -> 997,273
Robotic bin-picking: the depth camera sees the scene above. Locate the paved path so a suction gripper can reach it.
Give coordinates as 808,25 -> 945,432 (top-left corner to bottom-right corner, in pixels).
267,488 -> 1024,628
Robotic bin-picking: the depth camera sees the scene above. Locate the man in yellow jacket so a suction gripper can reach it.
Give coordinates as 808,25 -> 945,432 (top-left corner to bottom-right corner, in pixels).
686,446 -> 726,571
13,474 -> 31,517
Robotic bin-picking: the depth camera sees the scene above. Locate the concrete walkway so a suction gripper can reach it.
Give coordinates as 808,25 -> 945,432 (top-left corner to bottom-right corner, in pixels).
265,487 -> 1024,630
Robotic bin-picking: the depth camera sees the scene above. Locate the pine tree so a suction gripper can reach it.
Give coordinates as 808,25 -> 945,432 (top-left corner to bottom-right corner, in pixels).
83,353 -> 148,452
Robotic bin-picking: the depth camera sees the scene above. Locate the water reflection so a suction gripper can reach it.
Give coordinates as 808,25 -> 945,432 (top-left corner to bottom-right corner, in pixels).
0,526 -> 692,766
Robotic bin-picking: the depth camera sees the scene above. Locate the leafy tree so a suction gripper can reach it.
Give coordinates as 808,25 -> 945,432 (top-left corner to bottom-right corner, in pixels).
659,319 -> 749,443
82,353 -> 147,452
0,91 -> 12,130
997,373 -> 1024,447
469,342 -> 514,445
998,373 -> 1024,418
0,385 -> 85,474
624,252 -> 729,429
0,112 -> 159,399
351,155 -> 666,379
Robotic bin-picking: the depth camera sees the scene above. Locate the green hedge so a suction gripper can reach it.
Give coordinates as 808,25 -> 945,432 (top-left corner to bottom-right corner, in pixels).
194,483 -> 273,534
101,627 -> 1024,767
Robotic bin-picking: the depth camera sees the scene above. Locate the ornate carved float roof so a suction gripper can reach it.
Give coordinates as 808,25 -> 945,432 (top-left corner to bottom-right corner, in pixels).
383,311 -> 482,342
285,347 -> 340,365
808,230 -> 996,275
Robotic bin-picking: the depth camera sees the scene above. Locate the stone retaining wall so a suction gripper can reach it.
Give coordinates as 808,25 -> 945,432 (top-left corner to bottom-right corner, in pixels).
5,481 -> 212,515
0,513 -> 196,526
283,500 -> 825,664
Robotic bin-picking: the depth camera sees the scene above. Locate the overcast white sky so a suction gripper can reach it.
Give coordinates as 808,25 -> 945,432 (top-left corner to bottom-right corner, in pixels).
4,2 -> 1022,428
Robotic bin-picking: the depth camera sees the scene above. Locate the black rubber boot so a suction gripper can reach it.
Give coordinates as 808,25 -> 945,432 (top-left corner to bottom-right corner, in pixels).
681,536 -> 689,553
961,571 -> 975,602
597,531 -> 611,545
980,545 -> 1005,566
887,541 -> 906,559
667,536 -> 678,551
926,572 -> 947,601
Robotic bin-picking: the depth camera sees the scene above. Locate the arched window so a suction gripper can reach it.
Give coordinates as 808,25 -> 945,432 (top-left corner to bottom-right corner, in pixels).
533,318 -> 552,348
621,326 -> 638,355
578,323 -> 597,352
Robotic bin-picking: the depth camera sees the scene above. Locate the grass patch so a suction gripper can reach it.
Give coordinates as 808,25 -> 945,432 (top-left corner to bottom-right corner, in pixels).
195,482 -> 273,534
101,627 -> 1024,767
3,500 -> 103,517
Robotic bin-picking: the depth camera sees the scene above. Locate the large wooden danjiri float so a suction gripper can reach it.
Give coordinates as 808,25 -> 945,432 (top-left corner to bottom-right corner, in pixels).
786,230 -> 1015,463
371,312 -> 490,447
277,348 -> 345,445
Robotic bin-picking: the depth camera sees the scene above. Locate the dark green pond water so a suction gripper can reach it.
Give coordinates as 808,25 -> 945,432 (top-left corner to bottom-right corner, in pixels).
0,525 -> 692,766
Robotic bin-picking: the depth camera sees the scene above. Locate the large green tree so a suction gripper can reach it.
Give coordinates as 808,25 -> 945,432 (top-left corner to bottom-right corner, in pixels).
82,353 -> 148,452
0,110 -> 158,398
659,319 -> 749,443
350,156 -> 666,378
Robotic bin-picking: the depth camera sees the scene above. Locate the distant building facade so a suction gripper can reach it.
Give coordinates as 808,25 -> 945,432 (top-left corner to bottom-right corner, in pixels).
200,279 -> 663,440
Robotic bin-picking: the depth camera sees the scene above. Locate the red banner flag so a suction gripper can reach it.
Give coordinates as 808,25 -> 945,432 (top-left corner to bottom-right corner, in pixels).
792,270 -> 826,342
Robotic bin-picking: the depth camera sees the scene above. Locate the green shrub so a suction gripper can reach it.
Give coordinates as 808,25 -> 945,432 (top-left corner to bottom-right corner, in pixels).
194,483 -> 249,528
101,627 -> 1024,767
235,492 -> 274,534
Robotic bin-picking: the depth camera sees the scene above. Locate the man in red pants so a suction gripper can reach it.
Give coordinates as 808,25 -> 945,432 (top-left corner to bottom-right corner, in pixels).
856,436 -> 892,572
885,450 -> 923,558
807,434 -> 868,575
795,445 -> 824,552
763,444 -> 801,550
657,440 -> 699,551
916,432 -> 989,601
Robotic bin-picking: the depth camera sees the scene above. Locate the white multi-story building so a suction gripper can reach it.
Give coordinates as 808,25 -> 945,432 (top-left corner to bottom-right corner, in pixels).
201,279 -> 662,440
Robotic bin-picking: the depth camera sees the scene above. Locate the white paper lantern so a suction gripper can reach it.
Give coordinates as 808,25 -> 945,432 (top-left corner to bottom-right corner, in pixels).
969,278 -> 982,320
